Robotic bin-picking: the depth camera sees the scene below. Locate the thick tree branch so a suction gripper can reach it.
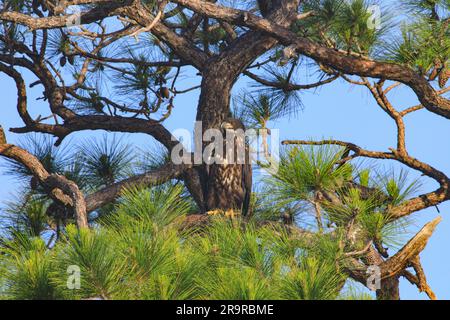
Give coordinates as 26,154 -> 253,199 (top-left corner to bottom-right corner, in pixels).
402,262 -> 437,300
85,163 -> 190,213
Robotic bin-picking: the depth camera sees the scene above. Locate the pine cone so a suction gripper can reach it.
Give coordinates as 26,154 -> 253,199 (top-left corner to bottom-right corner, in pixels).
60,56 -> 67,67
159,87 -> 170,99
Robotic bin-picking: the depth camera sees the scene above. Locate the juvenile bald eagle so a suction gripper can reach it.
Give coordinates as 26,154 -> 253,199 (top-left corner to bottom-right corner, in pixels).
205,118 -> 252,216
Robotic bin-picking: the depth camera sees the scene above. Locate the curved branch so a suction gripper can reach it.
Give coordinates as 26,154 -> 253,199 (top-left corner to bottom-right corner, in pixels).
282,139 -> 450,219
11,115 -> 178,149
0,63 -> 33,125
344,217 -> 442,297
0,1 -> 127,30
380,216 -> 442,279
402,258 -> 437,300
0,132 -> 88,228
85,163 -> 191,213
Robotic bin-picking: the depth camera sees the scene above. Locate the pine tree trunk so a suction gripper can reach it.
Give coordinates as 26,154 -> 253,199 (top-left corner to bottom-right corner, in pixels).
377,276 -> 400,300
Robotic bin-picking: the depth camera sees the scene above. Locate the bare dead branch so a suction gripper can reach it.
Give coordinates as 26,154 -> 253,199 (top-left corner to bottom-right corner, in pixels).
380,216 -> 442,279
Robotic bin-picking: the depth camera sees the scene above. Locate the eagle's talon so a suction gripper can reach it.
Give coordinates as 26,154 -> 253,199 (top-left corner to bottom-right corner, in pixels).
207,209 -> 241,218
207,209 -> 223,216
225,209 -> 240,218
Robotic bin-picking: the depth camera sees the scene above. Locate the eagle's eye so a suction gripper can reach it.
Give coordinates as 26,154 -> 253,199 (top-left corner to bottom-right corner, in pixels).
220,122 -> 234,130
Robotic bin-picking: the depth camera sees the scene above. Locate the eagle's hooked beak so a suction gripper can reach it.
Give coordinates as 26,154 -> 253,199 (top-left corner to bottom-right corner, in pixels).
220,122 -> 234,130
